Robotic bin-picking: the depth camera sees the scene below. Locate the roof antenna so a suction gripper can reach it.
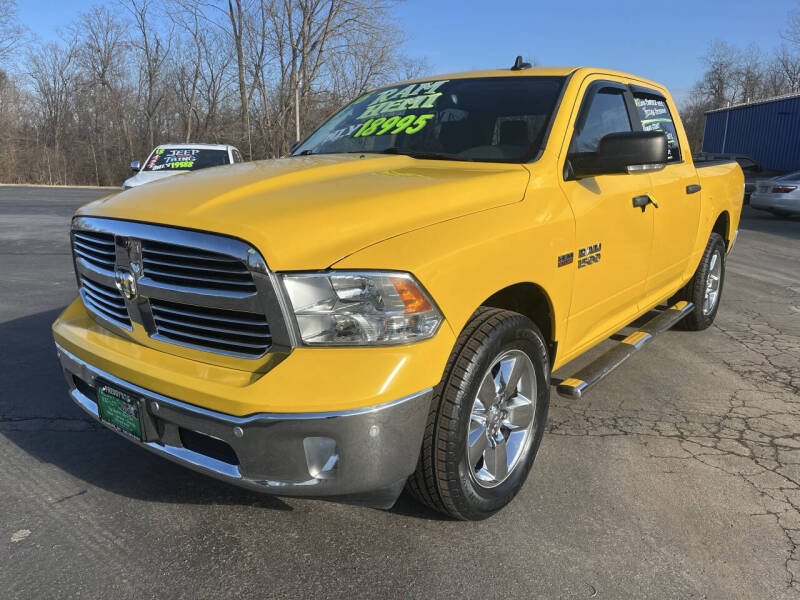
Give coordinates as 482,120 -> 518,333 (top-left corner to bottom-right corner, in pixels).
511,55 -> 532,71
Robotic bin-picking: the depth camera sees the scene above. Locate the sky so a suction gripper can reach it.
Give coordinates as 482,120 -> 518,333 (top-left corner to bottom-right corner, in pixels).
16,0 -> 799,100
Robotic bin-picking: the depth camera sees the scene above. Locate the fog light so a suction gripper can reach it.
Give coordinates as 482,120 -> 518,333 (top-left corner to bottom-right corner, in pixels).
303,437 -> 338,479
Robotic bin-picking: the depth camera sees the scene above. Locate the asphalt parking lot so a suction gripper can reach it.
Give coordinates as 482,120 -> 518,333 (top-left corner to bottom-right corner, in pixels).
1,185 -> 799,599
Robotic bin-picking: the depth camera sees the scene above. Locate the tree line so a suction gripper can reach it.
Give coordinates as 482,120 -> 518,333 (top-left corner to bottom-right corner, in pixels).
0,0 -> 426,186
680,7 -> 800,152
3,1 -> 800,186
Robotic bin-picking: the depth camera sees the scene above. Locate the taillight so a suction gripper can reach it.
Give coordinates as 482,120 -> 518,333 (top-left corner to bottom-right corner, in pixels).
771,185 -> 797,193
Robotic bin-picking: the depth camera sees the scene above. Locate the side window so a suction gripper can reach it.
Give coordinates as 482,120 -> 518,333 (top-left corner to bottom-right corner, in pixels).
232,149 -> 243,163
572,88 -> 632,153
633,93 -> 681,162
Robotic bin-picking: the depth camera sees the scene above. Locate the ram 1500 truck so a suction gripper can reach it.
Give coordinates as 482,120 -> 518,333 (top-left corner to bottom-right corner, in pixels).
53,64 -> 743,520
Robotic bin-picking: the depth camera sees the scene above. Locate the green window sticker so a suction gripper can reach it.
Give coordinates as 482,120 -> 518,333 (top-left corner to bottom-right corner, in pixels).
634,95 -> 681,163
357,80 -> 449,120
354,113 -> 435,138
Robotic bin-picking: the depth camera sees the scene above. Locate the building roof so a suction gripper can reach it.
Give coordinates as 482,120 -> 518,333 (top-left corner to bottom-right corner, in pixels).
705,91 -> 800,114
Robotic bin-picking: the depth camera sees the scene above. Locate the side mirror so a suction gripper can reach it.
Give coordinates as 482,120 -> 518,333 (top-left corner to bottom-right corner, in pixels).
130,160 -> 141,172
569,131 -> 668,179
289,140 -> 301,153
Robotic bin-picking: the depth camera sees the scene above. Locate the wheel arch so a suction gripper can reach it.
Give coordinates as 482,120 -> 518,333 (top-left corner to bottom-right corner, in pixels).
480,282 -> 557,366
712,210 -> 732,249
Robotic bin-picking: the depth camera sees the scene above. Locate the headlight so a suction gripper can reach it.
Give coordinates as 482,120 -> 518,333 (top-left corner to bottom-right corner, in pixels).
281,271 -> 443,346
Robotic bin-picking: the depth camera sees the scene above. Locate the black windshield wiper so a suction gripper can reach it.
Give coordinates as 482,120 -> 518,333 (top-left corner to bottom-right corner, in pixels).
296,149 -> 314,155
377,147 -> 473,162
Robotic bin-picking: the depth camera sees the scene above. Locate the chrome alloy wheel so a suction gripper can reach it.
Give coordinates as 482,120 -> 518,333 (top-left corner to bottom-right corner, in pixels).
467,349 -> 537,488
703,250 -> 722,315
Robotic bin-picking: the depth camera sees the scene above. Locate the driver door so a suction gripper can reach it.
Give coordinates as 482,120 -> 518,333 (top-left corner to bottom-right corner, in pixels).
558,79 -> 655,355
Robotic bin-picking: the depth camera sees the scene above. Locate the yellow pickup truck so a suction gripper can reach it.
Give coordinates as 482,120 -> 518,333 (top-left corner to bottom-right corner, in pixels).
53,62 -> 743,520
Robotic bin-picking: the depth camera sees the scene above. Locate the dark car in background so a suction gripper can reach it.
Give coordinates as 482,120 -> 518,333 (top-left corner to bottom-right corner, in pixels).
693,153 -> 784,203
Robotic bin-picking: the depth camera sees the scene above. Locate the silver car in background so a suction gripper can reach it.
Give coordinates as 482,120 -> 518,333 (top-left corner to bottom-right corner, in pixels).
123,143 -> 245,190
750,171 -> 800,217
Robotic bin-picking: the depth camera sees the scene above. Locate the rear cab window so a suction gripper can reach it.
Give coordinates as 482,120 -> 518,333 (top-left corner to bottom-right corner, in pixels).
632,92 -> 681,162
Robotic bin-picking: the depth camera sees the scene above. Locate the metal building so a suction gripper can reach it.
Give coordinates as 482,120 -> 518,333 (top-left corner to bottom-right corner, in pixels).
702,93 -> 800,172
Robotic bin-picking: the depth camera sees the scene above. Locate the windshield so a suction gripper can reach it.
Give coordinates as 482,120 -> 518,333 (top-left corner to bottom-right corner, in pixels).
294,76 -> 566,163
143,148 -> 229,172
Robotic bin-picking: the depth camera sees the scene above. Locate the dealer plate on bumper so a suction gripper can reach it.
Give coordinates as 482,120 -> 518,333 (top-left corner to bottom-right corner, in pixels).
97,383 -> 143,441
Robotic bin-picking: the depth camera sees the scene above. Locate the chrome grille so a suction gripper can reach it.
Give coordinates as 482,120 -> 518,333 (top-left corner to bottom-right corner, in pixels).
150,298 -> 271,357
72,231 -> 115,272
79,277 -> 131,328
70,217 -> 285,361
141,240 -> 257,292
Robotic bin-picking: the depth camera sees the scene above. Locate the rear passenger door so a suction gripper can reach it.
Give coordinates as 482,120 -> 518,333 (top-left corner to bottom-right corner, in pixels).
631,88 -> 701,301
558,79 -> 655,355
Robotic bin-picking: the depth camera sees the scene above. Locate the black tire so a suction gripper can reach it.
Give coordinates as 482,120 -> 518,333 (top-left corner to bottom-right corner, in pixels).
405,307 -> 550,520
671,232 -> 726,331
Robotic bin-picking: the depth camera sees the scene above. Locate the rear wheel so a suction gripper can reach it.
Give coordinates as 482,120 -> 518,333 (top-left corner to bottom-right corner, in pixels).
406,307 -> 550,520
671,233 -> 726,331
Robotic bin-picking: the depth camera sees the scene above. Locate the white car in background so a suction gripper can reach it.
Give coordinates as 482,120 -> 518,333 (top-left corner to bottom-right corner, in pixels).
123,143 -> 244,190
750,171 -> 800,217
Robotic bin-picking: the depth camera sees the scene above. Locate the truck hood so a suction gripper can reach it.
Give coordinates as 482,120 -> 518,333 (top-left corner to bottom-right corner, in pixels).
78,154 -> 529,269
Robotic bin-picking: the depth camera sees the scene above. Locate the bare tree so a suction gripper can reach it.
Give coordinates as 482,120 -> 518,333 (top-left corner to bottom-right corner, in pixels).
768,44 -> 800,95
697,41 -> 741,108
125,0 -> 172,150
202,0 -> 253,155
170,4 -> 205,142
0,0 -> 23,66
196,28 -> 235,141
0,70 -> 26,181
260,0 -> 406,155
74,6 -> 130,185
736,44 -> 764,104
27,39 -> 78,184
784,4 -> 800,47
679,26 -> 800,154
2,0 -> 426,184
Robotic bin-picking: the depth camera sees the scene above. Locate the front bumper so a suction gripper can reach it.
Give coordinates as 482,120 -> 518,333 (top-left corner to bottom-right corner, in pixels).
750,193 -> 800,215
56,343 -> 432,506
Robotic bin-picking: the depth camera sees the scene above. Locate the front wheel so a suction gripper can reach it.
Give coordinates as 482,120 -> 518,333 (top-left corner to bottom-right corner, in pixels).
671,232 -> 726,331
405,307 -> 550,520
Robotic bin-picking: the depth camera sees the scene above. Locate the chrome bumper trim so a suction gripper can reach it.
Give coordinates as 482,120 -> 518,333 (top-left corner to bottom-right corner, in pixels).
55,343 -> 432,502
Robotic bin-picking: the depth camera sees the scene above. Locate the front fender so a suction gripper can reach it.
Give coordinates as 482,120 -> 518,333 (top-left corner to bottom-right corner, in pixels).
332,191 -> 575,369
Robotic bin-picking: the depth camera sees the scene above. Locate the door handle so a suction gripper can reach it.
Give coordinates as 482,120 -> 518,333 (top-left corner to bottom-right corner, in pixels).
686,184 -> 701,194
632,194 -> 658,212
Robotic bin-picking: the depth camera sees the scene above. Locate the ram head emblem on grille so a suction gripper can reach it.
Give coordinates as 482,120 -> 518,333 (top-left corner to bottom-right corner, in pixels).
114,268 -> 138,301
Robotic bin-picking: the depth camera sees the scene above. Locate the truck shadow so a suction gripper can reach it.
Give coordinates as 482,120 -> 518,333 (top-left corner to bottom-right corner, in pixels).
0,308 -> 293,511
0,308 -> 451,519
